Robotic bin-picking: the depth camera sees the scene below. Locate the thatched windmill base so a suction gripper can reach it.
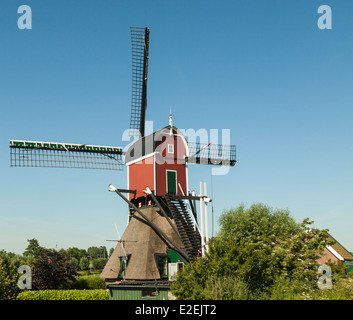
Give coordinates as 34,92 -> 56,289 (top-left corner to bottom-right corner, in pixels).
101,205 -> 187,300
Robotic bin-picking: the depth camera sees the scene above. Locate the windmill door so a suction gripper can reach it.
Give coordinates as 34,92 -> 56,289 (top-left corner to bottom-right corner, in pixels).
166,170 -> 177,194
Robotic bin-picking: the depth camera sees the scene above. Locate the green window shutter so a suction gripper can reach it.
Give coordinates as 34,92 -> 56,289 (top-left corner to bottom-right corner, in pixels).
156,255 -> 168,278
118,255 -> 131,279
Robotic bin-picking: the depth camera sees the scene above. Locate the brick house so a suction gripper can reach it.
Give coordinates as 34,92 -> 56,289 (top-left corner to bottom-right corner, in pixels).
318,233 -> 353,273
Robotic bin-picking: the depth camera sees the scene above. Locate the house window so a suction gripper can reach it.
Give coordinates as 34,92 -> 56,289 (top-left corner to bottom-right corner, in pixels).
168,144 -> 174,154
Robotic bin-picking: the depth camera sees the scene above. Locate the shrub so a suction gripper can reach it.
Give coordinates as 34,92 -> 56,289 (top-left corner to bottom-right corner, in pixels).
17,289 -> 109,300
313,277 -> 353,300
203,275 -> 249,300
266,277 -> 316,300
85,276 -> 106,289
64,275 -> 106,290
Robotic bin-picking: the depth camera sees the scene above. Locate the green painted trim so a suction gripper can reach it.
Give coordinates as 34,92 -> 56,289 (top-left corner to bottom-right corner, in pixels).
167,249 -> 185,263
10,140 -> 122,154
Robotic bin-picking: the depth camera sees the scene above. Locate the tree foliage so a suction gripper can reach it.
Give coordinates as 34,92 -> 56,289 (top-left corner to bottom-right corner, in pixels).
66,247 -> 87,261
171,203 -> 332,299
0,240 -> 111,299
32,250 -> 78,290
23,239 -> 47,257
218,203 -> 300,242
92,257 -> 108,270
0,251 -> 27,300
79,256 -> 89,270
87,246 -> 108,259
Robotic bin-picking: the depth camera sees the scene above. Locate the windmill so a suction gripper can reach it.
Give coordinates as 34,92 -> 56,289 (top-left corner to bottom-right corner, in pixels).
9,27 -> 236,294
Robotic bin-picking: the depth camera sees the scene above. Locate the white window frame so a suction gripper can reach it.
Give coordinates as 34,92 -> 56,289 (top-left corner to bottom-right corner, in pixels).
168,144 -> 174,154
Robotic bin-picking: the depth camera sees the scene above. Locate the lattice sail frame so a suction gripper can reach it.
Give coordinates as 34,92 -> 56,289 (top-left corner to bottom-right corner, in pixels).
10,140 -> 124,171
186,142 -> 236,166
129,27 -> 150,137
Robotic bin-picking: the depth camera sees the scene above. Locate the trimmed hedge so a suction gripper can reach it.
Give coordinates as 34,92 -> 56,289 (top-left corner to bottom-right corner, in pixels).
17,289 -> 109,300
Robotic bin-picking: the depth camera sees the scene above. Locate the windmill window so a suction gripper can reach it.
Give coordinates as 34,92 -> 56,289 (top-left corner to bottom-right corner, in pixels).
177,262 -> 184,272
118,254 -> 131,279
155,254 -> 168,278
142,289 -> 157,298
168,144 -> 174,154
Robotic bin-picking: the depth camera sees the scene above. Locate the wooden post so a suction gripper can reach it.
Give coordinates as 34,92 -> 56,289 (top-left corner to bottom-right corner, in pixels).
200,182 -> 205,256
204,182 -> 209,252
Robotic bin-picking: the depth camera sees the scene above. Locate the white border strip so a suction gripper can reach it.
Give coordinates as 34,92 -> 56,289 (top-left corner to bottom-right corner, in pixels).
326,245 -> 344,261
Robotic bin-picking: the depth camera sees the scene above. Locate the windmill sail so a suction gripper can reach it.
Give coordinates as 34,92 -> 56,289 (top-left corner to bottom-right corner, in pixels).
10,140 -> 124,170
129,27 -> 150,138
186,142 -> 236,166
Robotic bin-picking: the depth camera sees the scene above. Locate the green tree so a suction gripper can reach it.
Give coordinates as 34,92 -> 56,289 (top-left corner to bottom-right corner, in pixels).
171,203 -> 331,299
0,253 -> 19,299
171,237 -> 277,297
66,247 -> 87,261
87,246 -> 108,259
79,256 -> 89,271
218,203 -> 300,242
23,239 -> 46,257
0,250 -> 30,300
69,257 -> 79,269
87,247 -> 100,259
99,246 -> 108,259
92,257 -> 108,270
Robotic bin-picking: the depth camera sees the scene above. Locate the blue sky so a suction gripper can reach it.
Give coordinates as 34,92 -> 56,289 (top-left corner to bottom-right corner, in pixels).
1,0 -> 352,254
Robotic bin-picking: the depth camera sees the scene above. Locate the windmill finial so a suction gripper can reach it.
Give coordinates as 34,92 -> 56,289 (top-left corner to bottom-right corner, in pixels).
169,107 -> 173,127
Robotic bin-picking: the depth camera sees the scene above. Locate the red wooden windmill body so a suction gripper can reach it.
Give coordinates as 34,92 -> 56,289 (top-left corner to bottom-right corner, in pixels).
125,116 -> 189,201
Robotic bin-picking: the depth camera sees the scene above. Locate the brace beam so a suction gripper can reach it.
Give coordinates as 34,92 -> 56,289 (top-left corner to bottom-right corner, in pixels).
112,188 -> 190,263
146,189 -> 182,242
